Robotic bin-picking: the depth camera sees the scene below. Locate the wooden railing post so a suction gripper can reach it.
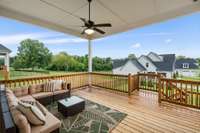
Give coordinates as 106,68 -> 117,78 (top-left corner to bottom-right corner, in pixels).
158,75 -> 162,103
128,73 -> 132,96
136,74 -> 139,91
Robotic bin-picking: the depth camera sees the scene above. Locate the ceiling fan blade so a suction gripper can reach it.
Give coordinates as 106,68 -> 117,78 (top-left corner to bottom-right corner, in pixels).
80,18 -> 88,24
93,28 -> 105,34
81,29 -> 85,34
93,23 -> 112,27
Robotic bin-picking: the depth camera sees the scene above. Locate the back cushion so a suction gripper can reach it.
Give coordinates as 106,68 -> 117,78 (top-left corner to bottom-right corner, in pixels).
13,87 -> 29,97
10,107 -> 31,133
29,84 -> 43,94
6,90 -> 19,109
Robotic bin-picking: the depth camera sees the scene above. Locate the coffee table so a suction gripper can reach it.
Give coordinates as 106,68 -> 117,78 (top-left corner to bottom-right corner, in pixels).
57,96 -> 85,117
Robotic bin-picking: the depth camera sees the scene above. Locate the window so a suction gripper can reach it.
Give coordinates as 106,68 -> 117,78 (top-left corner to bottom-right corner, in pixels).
183,63 -> 189,69
146,63 -> 149,68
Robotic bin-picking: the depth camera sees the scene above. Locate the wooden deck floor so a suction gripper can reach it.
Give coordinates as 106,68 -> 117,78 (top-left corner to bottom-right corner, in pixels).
73,87 -> 200,133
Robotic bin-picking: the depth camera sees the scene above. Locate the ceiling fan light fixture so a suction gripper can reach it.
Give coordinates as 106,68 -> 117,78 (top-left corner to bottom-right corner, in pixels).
85,28 -> 95,35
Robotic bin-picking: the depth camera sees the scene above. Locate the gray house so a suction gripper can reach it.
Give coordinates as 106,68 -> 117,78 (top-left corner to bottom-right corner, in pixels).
175,59 -> 199,77
113,52 -> 176,78
0,44 -> 12,71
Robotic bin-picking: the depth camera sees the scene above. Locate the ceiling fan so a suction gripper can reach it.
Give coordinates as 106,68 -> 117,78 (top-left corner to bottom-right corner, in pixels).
80,0 -> 112,35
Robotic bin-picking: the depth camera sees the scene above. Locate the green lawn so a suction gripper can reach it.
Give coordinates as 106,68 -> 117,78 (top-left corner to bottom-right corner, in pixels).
0,68 -> 83,80
178,76 -> 200,81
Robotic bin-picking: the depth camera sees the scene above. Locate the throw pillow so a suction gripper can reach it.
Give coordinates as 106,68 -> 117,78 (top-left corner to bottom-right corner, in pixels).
20,100 -> 47,116
17,101 -> 46,125
11,107 -> 31,133
51,80 -> 63,91
43,82 -> 54,92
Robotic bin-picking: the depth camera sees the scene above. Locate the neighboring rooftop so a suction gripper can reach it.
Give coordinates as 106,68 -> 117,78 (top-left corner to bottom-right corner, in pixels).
154,54 -> 176,71
175,58 -> 199,69
112,58 -> 129,69
119,59 -> 146,71
112,52 -> 176,72
0,44 -> 12,54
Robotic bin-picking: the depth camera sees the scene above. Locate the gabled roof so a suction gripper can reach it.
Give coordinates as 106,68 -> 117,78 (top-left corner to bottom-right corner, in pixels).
175,59 -> 199,69
113,53 -> 176,72
112,58 -> 129,69
147,52 -> 163,62
0,44 -> 11,53
154,54 -> 176,71
113,58 -> 146,71
130,60 -> 146,71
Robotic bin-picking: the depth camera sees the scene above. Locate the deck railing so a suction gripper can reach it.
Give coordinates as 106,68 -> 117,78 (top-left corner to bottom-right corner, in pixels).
91,72 -> 128,93
160,78 -> 200,109
0,72 -> 199,109
138,73 -> 160,92
0,72 -> 88,90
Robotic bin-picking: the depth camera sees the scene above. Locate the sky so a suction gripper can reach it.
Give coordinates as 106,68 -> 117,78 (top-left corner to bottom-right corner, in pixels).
0,12 -> 200,59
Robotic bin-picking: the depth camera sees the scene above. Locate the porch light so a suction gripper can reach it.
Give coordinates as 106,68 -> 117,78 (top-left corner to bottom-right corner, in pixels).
85,28 -> 94,35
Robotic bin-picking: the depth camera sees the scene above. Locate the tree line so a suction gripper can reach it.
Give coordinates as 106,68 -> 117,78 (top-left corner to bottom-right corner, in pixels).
11,39 -> 112,72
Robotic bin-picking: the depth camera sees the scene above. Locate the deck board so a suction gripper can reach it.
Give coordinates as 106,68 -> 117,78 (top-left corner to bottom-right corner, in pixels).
73,87 -> 200,133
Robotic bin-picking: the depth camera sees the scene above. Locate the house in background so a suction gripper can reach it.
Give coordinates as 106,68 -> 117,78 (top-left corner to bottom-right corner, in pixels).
113,52 -> 176,78
0,44 -> 11,72
175,59 -> 199,77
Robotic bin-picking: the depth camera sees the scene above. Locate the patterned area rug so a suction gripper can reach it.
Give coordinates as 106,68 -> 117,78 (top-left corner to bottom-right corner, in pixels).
46,97 -> 127,133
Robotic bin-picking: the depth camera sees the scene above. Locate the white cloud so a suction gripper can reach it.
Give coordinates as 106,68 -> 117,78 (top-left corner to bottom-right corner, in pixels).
165,39 -> 172,44
131,43 -> 141,49
0,32 -> 89,45
41,38 -> 87,44
139,32 -> 174,37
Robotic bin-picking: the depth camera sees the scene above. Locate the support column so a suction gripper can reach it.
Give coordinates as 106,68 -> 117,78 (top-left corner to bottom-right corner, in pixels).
5,53 -> 9,72
88,39 -> 92,88
88,39 -> 92,73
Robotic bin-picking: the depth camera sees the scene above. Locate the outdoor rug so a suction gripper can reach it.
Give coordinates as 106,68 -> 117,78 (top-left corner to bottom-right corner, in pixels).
46,97 -> 127,133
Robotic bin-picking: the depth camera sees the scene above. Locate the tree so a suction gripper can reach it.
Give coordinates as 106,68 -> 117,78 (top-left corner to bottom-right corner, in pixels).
128,54 -> 136,60
93,57 -> 112,71
196,58 -> 200,67
176,55 -> 187,60
47,52 -> 85,71
12,39 -> 52,70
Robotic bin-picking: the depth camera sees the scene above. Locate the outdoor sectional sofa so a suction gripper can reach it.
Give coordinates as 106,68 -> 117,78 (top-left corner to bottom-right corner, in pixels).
0,80 -> 71,133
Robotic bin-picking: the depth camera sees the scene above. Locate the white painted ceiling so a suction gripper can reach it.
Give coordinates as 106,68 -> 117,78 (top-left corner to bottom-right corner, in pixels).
0,0 -> 200,39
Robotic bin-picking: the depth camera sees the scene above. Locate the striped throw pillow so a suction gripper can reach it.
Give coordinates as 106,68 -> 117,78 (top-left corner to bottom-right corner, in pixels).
43,82 -> 54,92
17,101 -> 46,126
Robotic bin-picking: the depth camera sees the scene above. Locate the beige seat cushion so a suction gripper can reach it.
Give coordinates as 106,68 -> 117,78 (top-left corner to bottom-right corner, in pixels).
29,84 -> 44,94
31,111 -> 61,133
31,92 -> 53,99
18,95 -> 36,102
13,87 -> 29,97
10,107 -> 31,133
53,89 -> 68,95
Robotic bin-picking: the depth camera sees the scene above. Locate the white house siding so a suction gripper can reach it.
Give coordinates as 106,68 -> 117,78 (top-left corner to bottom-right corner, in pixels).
147,53 -> 162,62
113,60 -> 142,75
113,67 -> 122,75
176,69 -> 199,77
138,56 -> 157,72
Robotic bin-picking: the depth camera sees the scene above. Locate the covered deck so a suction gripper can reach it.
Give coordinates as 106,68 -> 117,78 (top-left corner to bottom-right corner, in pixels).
74,87 -> 200,133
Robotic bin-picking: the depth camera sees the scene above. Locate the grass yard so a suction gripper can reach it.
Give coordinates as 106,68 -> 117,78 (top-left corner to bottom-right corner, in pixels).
0,68 -> 83,80
178,76 -> 200,81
